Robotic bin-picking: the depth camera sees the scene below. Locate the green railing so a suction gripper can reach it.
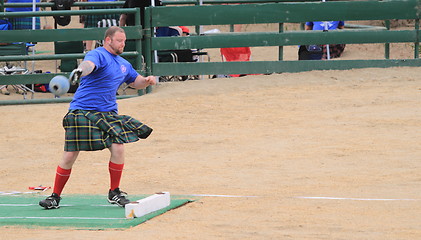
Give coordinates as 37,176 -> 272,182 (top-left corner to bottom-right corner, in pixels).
0,7 -> 146,104
0,1 -> 125,8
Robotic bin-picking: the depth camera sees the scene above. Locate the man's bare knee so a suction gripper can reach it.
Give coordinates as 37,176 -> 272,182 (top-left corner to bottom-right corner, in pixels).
109,143 -> 125,164
60,151 -> 79,169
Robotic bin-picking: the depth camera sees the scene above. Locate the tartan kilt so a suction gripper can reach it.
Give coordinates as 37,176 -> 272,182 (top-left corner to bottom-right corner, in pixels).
322,44 -> 346,59
63,110 -> 153,151
9,17 -> 40,30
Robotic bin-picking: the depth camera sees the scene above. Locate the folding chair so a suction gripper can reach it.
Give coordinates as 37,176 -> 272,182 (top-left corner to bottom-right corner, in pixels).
220,47 -> 251,77
154,26 -> 204,82
0,42 -> 35,99
157,49 -> 198,82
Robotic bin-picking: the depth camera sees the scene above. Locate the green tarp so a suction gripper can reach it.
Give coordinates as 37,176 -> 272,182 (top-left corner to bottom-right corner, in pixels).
0,194 -> 192,230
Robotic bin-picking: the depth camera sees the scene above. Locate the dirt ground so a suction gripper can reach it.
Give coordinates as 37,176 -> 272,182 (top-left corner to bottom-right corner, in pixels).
1,21 -> 421,239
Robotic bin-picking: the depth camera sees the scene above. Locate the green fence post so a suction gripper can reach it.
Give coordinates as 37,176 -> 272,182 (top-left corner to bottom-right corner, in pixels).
134,7 -> 142,71
142,6 -> 153,96
278,23 -> 284,61
415,19 -> 419,59
385,20 -> 390,59
230,24 -> 234,32
195,0 -> 201,35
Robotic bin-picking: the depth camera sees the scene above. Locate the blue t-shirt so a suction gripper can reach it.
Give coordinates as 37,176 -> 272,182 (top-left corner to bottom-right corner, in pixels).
69,47 -> 139,113
306,21 -> 344,31
6,0 -> 40,12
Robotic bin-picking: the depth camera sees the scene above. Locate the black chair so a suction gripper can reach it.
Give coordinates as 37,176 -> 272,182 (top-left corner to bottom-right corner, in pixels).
0,43 -> 35,98
158,49 -> 199,82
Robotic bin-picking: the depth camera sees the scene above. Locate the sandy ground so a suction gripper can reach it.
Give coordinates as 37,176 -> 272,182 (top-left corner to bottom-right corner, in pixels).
1,21 -> 421,239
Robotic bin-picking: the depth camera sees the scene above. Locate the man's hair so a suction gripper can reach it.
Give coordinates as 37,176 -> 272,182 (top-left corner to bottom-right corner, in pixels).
104,26 -> 125,40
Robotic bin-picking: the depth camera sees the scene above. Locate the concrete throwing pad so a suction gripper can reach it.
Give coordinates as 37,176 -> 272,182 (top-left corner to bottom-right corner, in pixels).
0,194 -> 192,230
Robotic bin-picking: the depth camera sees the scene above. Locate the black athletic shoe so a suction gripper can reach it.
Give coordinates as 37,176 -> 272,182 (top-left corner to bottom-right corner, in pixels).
39,193 -> 61,209
108,188 -> 131,207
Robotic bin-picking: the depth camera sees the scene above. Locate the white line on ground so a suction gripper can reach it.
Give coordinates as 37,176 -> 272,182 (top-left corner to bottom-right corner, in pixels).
0,191 -> 38,195
91,205 -> 121,207
0,204 -> 38,206
0,204 -> 117,207
0,217 -> 125,220
188,194 -> 259,198
296,196 -> 419,201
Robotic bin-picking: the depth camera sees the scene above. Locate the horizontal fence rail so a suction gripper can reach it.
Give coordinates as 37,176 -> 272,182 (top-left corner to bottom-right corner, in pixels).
1,1 -> 125,8
0,8 -> 138,20
150,1 -> 420,27
0,25 -> 142,44
160,0 -> 345,5
152,59 -> 421,76
152,30 -> 420,50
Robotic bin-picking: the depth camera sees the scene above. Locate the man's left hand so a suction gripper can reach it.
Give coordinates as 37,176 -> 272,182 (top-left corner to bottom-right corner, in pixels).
145,76 -> 157,86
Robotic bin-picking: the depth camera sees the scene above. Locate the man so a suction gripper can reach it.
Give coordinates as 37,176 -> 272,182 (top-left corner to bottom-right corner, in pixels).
82,0 -> 120,51
305,20 -> 345,31
5,0 -> 41,30
119,0 -> 161,27
302,21 -> 346,60
39,26 -> 156,209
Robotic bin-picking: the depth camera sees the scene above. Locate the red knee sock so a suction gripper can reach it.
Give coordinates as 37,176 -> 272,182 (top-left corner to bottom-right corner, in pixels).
109,161 -> 124,191
53,166 -> 72,197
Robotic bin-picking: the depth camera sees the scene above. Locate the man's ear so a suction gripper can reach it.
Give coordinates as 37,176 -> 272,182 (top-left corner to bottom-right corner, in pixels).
104,36 -> 111,45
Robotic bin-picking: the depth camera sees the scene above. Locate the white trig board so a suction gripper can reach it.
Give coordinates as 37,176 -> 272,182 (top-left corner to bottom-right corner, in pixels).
125,192 -> 171,219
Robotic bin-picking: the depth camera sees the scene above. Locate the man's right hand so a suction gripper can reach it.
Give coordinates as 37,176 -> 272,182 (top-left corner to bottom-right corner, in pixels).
69,68 -> 83,85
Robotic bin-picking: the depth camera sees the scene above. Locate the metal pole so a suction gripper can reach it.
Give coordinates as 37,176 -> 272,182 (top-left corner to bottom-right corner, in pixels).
385,20 -> 390,59
194,0 -> 203,36
278,23 -> 283,61
32,0 -> 36,30
134,7 -> 142,70
415,19 -> 419,59
322,0 -> 330,60
31,0 -> 36,76
151,0 -> 159,85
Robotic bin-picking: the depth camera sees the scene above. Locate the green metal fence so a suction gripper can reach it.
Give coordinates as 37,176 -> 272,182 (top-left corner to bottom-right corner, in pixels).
0,0 -> 420,105
145,0 -> 421,77
0,5 -> 145,104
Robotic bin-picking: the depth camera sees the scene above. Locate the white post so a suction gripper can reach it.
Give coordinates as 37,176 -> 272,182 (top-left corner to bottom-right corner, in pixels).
31,0 -> 36,74
199,0 -> 203,34
151,0 -> 160,83
322,0 -> 330,60
32,0 -> 36,30
198,0 -> 204,79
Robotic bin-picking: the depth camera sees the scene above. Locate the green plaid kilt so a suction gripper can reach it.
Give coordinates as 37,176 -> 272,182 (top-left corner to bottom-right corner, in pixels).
63,110 -> 153,151
9,17 -> 40,30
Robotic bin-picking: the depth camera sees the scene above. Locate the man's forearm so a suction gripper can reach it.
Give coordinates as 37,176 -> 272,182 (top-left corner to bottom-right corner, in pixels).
130,75 -> 156,89
78,61 -> 96,77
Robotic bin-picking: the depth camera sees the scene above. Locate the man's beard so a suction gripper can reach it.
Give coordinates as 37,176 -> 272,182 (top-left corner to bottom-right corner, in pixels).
110,43 -> 124,55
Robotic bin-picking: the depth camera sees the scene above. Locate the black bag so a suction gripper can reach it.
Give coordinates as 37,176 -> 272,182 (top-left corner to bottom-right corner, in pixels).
51,0 -> 75,26
306,45 -> 323,53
